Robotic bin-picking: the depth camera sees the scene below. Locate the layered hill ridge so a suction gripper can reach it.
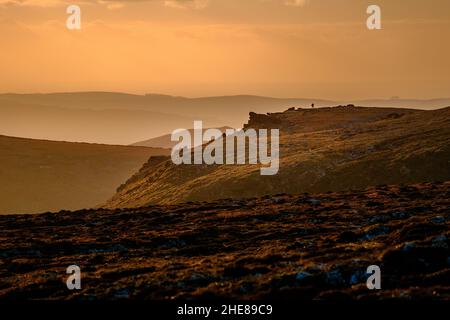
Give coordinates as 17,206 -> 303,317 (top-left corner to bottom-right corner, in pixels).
104,105 -> 450,209
2,92 -> 450,145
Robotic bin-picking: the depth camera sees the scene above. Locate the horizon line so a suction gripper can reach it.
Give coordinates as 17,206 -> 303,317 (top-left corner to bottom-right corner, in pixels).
1,91 -> 450,102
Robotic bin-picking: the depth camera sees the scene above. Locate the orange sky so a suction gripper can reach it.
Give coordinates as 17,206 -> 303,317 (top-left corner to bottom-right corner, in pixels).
1,0 -> 450,99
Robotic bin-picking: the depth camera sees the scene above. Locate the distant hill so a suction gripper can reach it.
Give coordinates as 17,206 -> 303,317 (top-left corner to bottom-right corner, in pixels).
131,126 -> 233,149
0,135 -> 169,214
0,98 -> 204,145
1,92 -> 449,145
104,105 -> 450,208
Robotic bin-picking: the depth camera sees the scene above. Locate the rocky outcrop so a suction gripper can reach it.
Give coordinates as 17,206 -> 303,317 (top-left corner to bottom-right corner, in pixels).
244,112 -> 287,129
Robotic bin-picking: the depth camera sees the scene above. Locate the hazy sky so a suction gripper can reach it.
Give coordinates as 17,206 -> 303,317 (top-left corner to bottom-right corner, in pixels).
1,0 -> 450,99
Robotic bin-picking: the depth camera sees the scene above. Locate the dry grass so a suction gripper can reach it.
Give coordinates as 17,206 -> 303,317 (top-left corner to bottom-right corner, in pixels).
1,181 -> 448,300
105,106 -> 450,208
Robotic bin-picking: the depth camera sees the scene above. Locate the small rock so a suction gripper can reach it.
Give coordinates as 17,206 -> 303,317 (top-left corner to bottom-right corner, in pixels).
114,289 -> 130,299
325,269 -> 345,286
432,235 -> 448,249
402,242 -> 416,252
391,211 -> 407,219
363,225 -> 389,240
349,270 -> 366,285
308,199 -> 321,206
431,216 -> 446,224
295,272 -> 311,281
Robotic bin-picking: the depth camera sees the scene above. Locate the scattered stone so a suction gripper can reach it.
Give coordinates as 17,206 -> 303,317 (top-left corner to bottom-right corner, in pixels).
432,235 -> 448,249
0,181 -> 448,300
295,272 -> 311,281
325,268 -> 345,286
431,216 -> 446,224
349,269 -> 366,285
114,289 -> 130,299
308,199 -> 321,206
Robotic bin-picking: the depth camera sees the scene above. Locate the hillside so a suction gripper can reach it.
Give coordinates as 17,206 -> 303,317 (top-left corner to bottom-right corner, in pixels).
104,106 -> 450,208
2,93 -> 449,145
0,135 -> 169,214
131,127 -> 233,149
1,181 -> 448,299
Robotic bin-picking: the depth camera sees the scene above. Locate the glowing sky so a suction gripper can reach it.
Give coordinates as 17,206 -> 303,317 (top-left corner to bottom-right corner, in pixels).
1,0 -> 449,99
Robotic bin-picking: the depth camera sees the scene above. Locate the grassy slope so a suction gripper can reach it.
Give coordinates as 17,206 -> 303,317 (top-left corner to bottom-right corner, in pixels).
104,106 -> 450,208
0,135 -> 169,214
131,127 -> 233,149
